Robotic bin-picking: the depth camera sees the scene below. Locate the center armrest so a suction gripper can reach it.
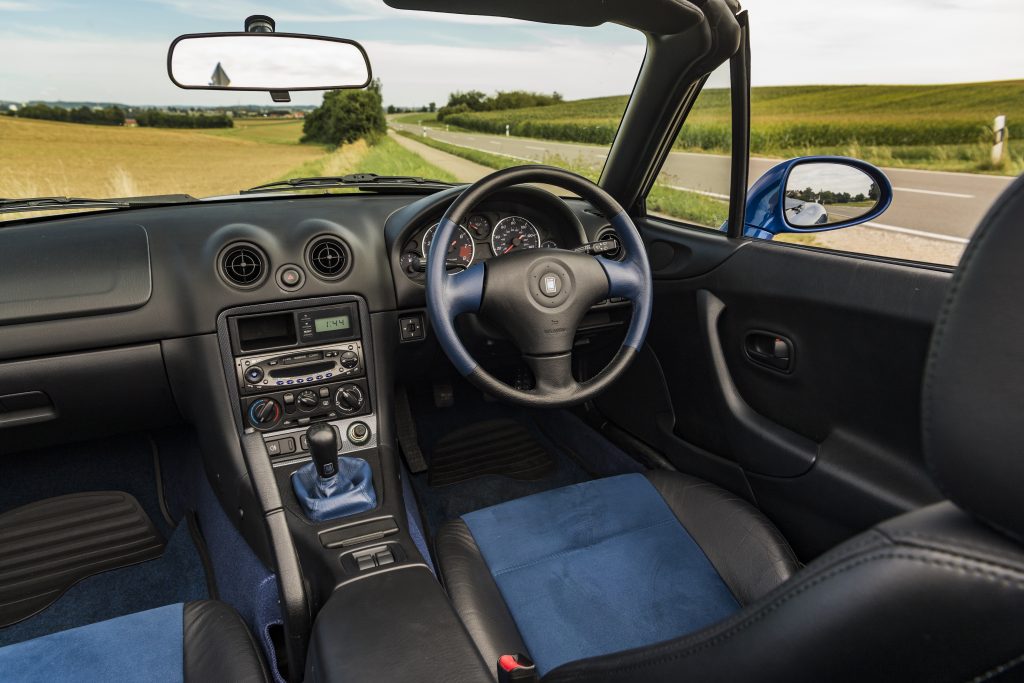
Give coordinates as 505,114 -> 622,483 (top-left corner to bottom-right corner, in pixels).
304,565 -> 493,683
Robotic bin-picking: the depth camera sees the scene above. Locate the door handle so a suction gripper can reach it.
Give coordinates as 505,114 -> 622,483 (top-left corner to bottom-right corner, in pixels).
744,331 -> 793,372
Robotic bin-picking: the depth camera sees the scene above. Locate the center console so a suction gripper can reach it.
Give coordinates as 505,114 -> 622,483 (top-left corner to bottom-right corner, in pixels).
227,302 -> 377,467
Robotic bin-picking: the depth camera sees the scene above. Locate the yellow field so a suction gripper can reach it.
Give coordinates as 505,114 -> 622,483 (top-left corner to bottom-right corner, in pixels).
0,116 -> 326,199
196,118 -> 308,145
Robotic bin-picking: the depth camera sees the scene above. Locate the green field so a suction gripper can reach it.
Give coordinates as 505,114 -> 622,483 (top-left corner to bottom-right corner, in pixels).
396,130 -> 730,228
412,81 -> 1024,174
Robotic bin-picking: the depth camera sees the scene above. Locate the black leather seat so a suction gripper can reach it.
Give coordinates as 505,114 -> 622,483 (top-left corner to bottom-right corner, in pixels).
436,174 -> 1024,682
0,600 -> 269,682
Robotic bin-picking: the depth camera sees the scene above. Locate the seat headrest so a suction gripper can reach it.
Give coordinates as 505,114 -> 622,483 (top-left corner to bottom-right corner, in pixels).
924,173 -> 1024,540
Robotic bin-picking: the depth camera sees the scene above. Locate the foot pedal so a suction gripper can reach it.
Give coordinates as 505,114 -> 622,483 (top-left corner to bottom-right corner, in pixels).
395,385 -> 428,474
0,491 -> 164,628
433,381 -> 454,408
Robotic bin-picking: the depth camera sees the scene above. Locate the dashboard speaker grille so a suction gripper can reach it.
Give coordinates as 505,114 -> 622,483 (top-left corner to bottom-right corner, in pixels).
307,236 -> 350,279
220,243 -> 267,288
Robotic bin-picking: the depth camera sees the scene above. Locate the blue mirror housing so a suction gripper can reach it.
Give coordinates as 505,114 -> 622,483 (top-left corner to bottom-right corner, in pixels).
739,156 -> 893,239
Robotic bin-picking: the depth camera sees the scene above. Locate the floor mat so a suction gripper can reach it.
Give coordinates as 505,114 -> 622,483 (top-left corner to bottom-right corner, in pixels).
0,520 -> 208,646
428,418 -> 555,486
0,491 -> 165,629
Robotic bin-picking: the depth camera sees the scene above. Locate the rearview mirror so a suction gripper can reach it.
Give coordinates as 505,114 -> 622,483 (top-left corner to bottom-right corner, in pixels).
741,157 -> 893,239
168,33 -> 371,93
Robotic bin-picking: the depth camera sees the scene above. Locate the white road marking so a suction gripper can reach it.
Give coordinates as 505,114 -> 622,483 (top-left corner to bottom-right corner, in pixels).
894,187 -> 974,199
863,222 -> 970,244
667,185 -> 730,200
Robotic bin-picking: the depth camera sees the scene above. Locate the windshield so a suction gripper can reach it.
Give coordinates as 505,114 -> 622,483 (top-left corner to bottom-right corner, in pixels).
0,4 -> 644,218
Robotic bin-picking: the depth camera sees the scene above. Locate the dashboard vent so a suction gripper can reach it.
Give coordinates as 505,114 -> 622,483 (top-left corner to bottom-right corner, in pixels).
220,243 -> 267,288
597,228 -> 623,260
306,236 -> 350,280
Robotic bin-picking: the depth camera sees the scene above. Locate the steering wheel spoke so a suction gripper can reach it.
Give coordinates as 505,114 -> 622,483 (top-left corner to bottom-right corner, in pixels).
598,257 -> 645,301
524,353 -> 577,397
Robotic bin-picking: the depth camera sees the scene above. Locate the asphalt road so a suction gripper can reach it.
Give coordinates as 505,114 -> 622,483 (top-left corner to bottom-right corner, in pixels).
391,122 -> 1014,243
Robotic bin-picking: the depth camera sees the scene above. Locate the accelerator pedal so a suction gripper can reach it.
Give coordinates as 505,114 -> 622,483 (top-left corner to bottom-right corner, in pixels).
0,491 -> 165,628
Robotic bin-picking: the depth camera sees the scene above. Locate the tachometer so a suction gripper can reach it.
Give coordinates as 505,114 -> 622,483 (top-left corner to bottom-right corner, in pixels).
491,216 -> 540,255
422,223 -> 476,270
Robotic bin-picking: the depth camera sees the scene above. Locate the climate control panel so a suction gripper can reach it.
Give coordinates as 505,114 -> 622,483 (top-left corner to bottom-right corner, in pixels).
241,377 -> 371,432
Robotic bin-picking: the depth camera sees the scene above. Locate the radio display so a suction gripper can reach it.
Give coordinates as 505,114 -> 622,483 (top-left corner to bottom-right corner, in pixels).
314,315 -> 351,333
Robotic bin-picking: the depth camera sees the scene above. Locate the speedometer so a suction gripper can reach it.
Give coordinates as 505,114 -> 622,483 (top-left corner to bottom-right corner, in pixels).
491,216 -> 540,256
422,223 -> 476,270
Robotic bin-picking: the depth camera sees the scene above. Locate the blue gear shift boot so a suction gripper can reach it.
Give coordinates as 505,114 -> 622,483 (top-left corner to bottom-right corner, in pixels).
292,456 -> 376,522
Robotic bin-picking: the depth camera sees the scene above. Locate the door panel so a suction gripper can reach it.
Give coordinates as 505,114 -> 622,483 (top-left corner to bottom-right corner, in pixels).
598,219 -> 948,559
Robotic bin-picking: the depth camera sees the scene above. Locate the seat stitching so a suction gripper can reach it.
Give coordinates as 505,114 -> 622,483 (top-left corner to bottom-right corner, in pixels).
489,518 -> 677,577
549,549 -> 1024,680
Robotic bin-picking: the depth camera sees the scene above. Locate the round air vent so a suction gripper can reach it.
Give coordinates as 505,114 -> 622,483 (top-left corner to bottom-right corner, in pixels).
597,228 -> 623,260
219,243 -> 267,288
306,236 -> 351,280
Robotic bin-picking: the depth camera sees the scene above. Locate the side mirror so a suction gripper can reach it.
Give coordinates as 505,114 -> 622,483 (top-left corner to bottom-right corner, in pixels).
168,33 -> 371,98
742,157 -> 893,239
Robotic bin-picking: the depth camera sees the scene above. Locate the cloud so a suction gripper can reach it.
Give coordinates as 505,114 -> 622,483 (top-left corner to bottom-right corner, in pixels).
0,1 -> 43,9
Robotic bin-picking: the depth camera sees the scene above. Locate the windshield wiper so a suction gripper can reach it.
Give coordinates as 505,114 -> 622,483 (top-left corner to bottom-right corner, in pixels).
0,195 -> 195,215
241,173 -> 454,194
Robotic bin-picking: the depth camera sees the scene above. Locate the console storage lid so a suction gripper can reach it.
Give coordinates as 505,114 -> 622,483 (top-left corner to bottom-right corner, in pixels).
304,565 -> 492,683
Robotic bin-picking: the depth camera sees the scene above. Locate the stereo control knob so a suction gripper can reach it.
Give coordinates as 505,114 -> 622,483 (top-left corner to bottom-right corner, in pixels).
296,389 -> 318,411
244,366 -> 265,384
248,398 -> 281,429
340,350 -> 359,370
334,384 -> 364,414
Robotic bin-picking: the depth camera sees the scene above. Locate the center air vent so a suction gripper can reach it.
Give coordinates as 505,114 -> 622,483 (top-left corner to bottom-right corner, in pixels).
597,228 -> 623,260
306,236 -> 351,280
220,243 -> 267,288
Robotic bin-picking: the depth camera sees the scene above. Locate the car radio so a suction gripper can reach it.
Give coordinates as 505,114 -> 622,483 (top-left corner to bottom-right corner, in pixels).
234,342 -> 364,395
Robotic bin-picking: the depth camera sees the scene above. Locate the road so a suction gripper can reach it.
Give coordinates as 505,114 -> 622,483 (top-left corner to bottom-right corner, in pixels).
391,122 -> 1014,243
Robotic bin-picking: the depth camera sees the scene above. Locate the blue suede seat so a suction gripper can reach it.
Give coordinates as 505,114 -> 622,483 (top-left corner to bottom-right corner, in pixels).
0,600 -> 268,682
459,473 -> 744,675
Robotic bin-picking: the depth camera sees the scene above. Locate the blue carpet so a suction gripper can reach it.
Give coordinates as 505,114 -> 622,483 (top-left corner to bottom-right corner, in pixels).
0,522 -> 207,646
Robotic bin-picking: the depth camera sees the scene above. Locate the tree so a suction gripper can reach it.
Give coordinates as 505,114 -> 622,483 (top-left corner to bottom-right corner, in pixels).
428,102 -> 436,113
302,79 -> 387,145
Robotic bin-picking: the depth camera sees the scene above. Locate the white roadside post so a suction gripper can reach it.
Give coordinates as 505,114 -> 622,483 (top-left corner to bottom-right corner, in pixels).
505,124 -> 510,137
992,115 -> 1007,166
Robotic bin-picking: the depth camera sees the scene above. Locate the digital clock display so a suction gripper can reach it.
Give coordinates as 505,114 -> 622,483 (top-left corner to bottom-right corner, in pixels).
314,315 -> 351,333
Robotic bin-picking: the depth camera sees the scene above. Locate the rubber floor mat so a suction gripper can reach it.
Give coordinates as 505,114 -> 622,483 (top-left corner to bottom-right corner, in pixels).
428,418 -> 555,487
0,491 -> 164,628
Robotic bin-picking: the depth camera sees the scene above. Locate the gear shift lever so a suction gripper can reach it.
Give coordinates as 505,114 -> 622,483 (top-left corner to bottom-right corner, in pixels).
291,421 -> 377,522
307,423 -> 339,479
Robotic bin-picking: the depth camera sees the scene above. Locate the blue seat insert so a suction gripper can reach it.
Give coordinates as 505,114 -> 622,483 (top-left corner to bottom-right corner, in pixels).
462,473 -> 740,675
0,603 -> 183,683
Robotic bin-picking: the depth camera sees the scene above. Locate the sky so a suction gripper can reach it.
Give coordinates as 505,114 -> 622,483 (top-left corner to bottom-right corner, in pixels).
1,0 -> 1021,107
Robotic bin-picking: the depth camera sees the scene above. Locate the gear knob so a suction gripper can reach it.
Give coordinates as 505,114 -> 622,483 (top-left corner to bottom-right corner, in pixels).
307,423 -> 339,479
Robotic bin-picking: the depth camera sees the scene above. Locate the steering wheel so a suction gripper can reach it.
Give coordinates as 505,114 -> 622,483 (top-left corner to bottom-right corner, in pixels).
425,165 -> 653,408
